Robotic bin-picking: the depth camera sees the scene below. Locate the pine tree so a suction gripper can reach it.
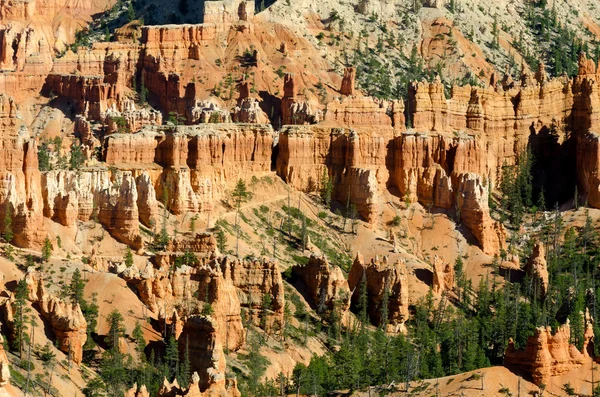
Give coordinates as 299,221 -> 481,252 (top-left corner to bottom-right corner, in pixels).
69,142 -> 85,170
106,309 -> 125,351
319,168 -> 333,208
3,205 -> 13,243
179,335 -> 191,386
261,293 -> 273,332
132,321 -> 146,360
127,2 -> 135,21
492,15 -> 500,49
380,286 -> 389,328
214,225 -> 227,253
101,309 -> 127,395
12,279 -> 29,358
42,236 -> 52,263
69,268 -> 86,305
156,187 -> 170,249
357,273 -> 369,328
38,141 -> 51,171
139,76 -> 149,105
232,179 -> 250,257
124,247 -> 134,268
165,335 -> 179,380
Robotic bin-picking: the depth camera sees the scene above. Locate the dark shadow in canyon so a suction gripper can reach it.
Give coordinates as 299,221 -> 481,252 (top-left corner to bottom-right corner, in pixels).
528,123 -> 576,208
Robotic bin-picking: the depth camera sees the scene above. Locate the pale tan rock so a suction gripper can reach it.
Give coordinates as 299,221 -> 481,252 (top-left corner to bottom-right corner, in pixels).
220,256 -> 285,329
432,255 -> 454,295
0,335 -> 10,389
526,242 -> 549,299
97,172 -> 143,249
177,316 -> 240,396
292,254 -> 351,315
123,260 -> 245,351
16,269 -> 87,364
348,253 -> 409,332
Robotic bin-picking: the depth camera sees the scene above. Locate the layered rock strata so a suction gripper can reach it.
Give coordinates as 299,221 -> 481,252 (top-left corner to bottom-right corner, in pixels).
3,269 -> 87,364
525,242 -> 549,299
0,94 -> 46,248
292,254 -> 351,315
347,253 -> 410,333
105,124 -> 274,215
120,260 -> 245,351
432,255 -> 454,295
504,317 -> 594,385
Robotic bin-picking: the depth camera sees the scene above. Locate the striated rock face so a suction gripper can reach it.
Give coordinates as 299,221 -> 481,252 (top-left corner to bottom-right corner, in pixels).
96,172 -> 143,249
0,95 -> 46,248
220,256 -> 285,328
526,242 -> 549,299
340,67 -> 356,96
190,100 -> 232,124
19,269 -> 87,364
347,253 -> 409,333
231,84 -> 269,124
135,172 -> 159,228
281,73 -> 322,125
105,124 -> 274,215
178,316 -> 226,391
504,319 -> 594,385
276,123 -> 505,253
122,260 -> 245,351
167,233 -> 219,255
324,96 -> 404,128
292,254 -> 351,315
42,169 -> 147,248
0,335 -> 9,391
122,253 -> 282,351
105,100 -> 163,134
432,255 -> 454,295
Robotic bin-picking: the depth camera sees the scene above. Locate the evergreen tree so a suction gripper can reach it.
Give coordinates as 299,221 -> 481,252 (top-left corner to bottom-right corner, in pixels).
214,225 -> 227,253
127,2 -> 135,21
124,247 -> 134,268
139,76 -> 149,105
319,168 -> 333,208
12,279 -> 29,358
3,205 -> 13,243
379,286 -> 389,328
232,179 -> 250,257
261,294 -> 273,332
38,141 -> 51,171
132,321 -> 146,360
70,142 -> 85,170
42,236 -> 53,263
179,335 -> 191,386
165,335 -> 179,381
101,309 -> 128,396
69,268 -> 86,305
357,274 -> 369,327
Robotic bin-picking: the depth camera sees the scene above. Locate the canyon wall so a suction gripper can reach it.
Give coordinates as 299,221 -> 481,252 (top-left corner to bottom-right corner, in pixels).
504,315 -> 595,385
1,0 -> 600,260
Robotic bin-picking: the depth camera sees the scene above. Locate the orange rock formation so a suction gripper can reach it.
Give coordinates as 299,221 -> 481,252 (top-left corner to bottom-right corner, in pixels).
348,253 -> 410,332
525,242 -> 549,299
432,255 -> 454,295
504,317 -> 595,385
292,254 -> 351,315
